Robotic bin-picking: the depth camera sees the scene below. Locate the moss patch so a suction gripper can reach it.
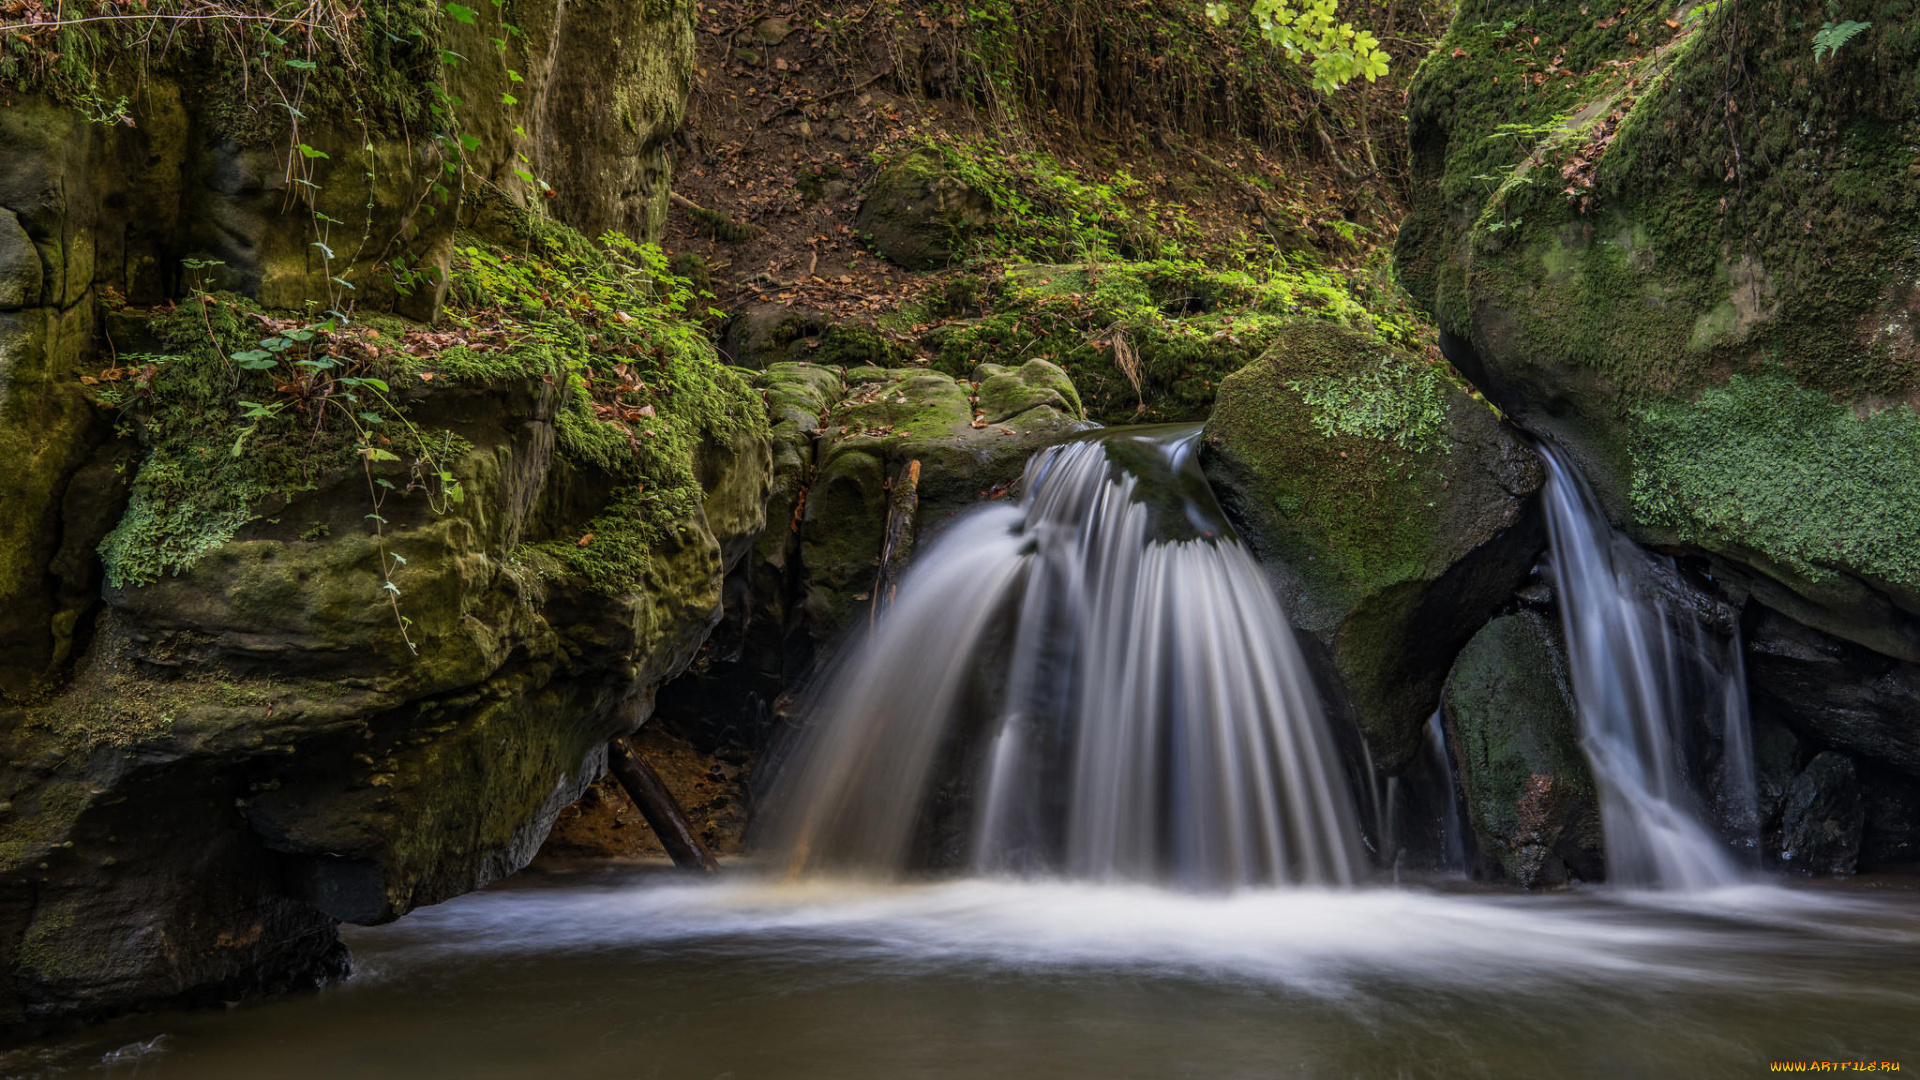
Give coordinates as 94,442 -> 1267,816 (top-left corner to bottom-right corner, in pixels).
930,255 -> 1427,425
1633,372 -> 1920,588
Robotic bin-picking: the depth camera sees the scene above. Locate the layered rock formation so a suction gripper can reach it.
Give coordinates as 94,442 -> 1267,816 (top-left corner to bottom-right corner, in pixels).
0,0 -> 740,1031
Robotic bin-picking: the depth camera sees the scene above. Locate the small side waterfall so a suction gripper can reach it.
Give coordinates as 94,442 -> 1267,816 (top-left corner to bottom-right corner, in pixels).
1538,444 -> 1757,889
765,428 -> 1362,888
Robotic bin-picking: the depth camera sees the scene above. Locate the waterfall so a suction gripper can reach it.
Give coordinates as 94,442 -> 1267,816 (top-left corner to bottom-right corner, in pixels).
1537,443 -> 1757,889
765,427 -> 1362,888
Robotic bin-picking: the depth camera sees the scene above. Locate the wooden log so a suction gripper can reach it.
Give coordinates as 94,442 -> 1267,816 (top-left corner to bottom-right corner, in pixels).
871,458 -> 921,626
605,735 -> 719,872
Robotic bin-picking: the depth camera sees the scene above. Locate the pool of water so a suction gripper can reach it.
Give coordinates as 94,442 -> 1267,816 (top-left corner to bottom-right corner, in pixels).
5,868 -> 1917,1079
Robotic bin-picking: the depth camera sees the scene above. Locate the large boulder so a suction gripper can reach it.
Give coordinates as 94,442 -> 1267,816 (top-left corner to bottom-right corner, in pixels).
1441,611 -> 1603,888
0,361 -> 770,1027
1779,752 -> 1867,876
1202,321 -> 1543,770
855,148 -> 992,272
1395,2 -> 1920,779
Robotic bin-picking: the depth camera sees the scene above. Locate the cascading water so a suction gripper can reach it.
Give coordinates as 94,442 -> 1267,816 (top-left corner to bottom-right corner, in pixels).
1537,443 -> 1758,889
764,427 -> 1362,888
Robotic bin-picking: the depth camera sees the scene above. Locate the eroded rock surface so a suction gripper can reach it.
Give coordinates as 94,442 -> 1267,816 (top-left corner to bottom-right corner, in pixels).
1202,321 -> 1543,770
1441,611 -> 1602,888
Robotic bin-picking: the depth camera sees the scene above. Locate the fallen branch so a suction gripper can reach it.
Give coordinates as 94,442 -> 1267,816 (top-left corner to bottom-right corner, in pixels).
870,458 -> 920,627
605,735 -> 719,872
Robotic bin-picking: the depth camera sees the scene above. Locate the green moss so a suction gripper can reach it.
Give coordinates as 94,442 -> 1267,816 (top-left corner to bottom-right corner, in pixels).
1205,322 -> 1455,607
1632,372 -> 1920,587
1289,358 -> 1449,454
438,223 -> 764,596
93,294 -> 463,589
1443,610 -> 1597,887
930,255 -> 1428,425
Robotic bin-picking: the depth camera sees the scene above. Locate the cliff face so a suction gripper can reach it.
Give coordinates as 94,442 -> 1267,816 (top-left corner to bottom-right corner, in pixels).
1395,1 -> 1920,792
0,0 -> 764,1030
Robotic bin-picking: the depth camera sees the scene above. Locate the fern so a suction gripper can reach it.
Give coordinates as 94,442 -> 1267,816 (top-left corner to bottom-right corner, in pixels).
1812,20 -> 1870,62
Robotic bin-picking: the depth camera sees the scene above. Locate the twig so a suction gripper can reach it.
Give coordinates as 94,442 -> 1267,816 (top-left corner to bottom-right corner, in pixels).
1,12 -> 327,33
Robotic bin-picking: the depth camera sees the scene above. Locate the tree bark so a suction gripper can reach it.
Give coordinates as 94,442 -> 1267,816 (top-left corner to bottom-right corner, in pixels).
605,736 -> 720,872
871,458 -> 921,626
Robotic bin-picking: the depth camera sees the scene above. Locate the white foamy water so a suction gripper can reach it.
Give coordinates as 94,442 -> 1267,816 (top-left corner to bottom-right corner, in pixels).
13,872 -> 1917,1080
353,875 -> 1918,1001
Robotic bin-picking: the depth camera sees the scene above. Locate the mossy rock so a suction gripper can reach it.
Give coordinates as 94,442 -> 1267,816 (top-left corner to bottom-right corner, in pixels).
1201,321 -> 1543,770
796,362 -> 1092,643
973,359 -> 1085,423
1397,0 -> 1920,666
1442,611 -> 1603,888
855,148 -> 993,272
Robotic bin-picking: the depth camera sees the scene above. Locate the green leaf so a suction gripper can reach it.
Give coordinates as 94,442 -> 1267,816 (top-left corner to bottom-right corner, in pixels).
389,553 -> 407,565
443,2 -> 477,23
458,133 -> 482,153
375,477 -> 396,489
360,378 -> 391,392
311,241 -> 335,259
365,448 -> 402,462
284,58 -> 317,71
295,143 -> 329,160
232,349 -> 274,365
383,581 -> 402,595
500,92 -> 519,106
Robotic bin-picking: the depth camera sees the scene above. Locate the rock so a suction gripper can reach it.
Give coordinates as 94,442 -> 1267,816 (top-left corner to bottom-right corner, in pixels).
1779,752 -> 1867,875
721,303 -> 827,369
0,210 -> 40,310
1441,611 -> 1603,887
751,16 -> 792,45
1745,607 -> 1920,780
855,148 -> 992,272
1202,321 -> 1544,770
794,361 -> 1091,643
1395,1 -> 1920,766
0,373 -> 771,1026
0,0 -> 707,1030
1862,769 -> 1920,869
973,359 -> 1084,423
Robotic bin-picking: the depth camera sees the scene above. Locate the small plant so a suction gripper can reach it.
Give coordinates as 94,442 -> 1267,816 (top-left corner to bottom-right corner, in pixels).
1812,19 -> 1870,62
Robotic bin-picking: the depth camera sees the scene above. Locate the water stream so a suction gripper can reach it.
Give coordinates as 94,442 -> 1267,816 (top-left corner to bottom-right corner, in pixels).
1538,443 -> 1759,889
764,427 -> 1360,887
6,432 -> 1911,1077
7,869 -> 1915,1079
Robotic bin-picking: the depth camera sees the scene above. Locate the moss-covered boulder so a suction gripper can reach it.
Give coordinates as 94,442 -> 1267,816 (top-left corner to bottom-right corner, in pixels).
1396,1 -> 1920,679
0,358 -> 769,1028
855,148 -> 992,271
1442,611 -> 1603,888
1201,321 -> 1543,770
928,260 -> 1427,426
788,360 -> 1092,643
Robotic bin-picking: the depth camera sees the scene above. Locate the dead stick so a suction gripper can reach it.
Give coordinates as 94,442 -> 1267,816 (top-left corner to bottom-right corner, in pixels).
870,459 -> 920,628
605,736 -> 719,872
